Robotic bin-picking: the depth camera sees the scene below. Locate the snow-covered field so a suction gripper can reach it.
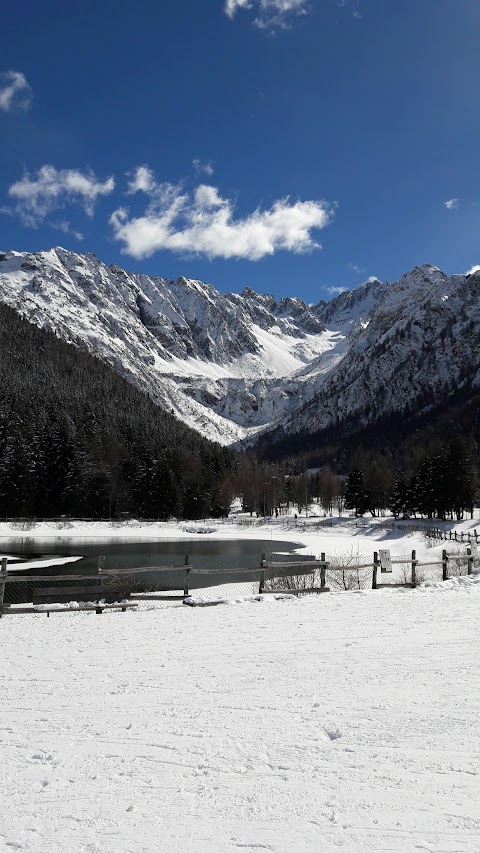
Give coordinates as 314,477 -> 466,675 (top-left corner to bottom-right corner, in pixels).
2,518 -> 480,852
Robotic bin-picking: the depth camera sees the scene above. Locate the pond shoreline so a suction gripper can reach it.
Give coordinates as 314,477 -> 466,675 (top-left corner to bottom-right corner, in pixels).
1,534 -> 304,601
0,518 -> 305,549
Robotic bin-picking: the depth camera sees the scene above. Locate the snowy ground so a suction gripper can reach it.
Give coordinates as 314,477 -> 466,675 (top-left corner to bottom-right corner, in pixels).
1,517 -> 480,852
1,508 -> 478,551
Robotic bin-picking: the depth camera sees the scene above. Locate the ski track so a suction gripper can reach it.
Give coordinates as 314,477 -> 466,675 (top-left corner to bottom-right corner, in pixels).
1,582 -> 480,852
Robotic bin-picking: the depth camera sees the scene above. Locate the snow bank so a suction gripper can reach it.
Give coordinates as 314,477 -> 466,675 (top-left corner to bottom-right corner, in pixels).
2,570 -> 479,852
31,598 -> 131,611
180,525 -> 218,535
420,571 -> 480,591
184,592 -> 294,606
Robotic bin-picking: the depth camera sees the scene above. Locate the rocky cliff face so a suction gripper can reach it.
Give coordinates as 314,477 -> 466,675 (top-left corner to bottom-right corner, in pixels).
278,265 -> 480,439
1,248 -> 476,448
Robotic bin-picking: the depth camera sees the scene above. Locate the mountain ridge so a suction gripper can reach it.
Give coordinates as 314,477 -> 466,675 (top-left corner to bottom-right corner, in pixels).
1,247 -> 477,450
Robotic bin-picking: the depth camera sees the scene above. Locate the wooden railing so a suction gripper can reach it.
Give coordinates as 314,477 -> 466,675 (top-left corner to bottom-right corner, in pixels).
1,545 -> 478,615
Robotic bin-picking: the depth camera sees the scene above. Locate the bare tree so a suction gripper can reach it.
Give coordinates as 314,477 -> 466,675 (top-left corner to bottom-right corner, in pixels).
318,466 -> 339,515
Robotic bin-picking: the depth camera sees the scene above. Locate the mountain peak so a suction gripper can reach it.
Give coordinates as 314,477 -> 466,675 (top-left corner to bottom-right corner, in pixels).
403,263 -> 447,282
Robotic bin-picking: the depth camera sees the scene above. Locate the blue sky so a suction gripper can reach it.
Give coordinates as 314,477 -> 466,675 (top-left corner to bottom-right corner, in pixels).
1,0 -> 479,302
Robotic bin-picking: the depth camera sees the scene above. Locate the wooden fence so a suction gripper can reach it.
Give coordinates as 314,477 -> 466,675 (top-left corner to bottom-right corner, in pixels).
422,527 -> 479,543
0,545 -> 478,615
261,547 -> 477,592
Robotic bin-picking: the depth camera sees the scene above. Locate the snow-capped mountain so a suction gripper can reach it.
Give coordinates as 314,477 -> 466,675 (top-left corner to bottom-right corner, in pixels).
276,264 -> 480,441
0,248 -> 477,448
0,248 -> 337,444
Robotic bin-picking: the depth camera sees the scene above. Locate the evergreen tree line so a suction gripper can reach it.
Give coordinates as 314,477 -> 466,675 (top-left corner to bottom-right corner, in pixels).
0,303 -> 234,519
229,440 -> 477,521
1,303 -> 478,521
344,440 -> 476,520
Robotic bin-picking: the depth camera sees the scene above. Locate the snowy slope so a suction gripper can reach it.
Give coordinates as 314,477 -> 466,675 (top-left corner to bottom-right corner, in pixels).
0,248 -> 350,444
2,544 -> 480,852
278,264 -> 480,440
1,248 -> 477,447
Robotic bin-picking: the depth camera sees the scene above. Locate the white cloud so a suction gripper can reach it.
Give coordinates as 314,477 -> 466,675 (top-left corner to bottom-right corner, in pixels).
347,262 -> 365,275
51,220 -> 84,241
111,166 -> 333,261
444,198 -> 459,210
367,275 -> 379,283
225,0 -> 309,30
127,165 -> 156,194
8,165 -> 115,226
225,0 -> 253,18
327,286 -> 347,295
466,265 -> 480,275
225,0 -> 362,28
336,0 -> 362,17
193,158 -> 214,177
0,70 -> 32,112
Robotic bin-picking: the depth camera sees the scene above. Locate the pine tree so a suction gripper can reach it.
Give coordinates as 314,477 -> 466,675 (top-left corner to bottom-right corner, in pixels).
390,473 -> 409,518
443,440 -> 476,520
0,302 -> 233,519
344,468 -> 370,516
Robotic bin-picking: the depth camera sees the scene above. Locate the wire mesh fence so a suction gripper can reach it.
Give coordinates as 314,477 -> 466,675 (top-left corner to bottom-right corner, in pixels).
262,555 -> 373,592
440,548 -> 470,578
2,575 -> 137,607
183,580 -> 261,602
326,567 -> 373,591
1,566 -> 262,608
262,566 -> 374,592
374,554 -> 416,587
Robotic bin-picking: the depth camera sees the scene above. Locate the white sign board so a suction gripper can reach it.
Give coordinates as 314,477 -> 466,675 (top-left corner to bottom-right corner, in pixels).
379,549 -> 392,573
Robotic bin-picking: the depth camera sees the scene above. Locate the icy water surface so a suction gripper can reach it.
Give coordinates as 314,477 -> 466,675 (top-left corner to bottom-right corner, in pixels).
3,537 -> 301,592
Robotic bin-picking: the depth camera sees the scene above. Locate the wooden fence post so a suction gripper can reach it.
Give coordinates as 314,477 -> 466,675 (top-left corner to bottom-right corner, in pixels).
259,552 -> 266,594
320,552 -> 326,589
467,546 -> 474,576
97,555 -> 105,574
0,557 -> 7,616
184,554 -> 190,596
372,551 -> 378,590
442,549 -> 448,582
411,550 -> 417,587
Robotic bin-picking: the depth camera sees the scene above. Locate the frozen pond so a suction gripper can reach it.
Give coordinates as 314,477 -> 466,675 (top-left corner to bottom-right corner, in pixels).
3,538 -> 301,593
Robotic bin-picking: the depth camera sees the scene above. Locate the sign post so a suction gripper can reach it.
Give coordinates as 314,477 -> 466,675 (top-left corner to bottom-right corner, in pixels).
467,543 -> 476,575
379,549 -> 392,573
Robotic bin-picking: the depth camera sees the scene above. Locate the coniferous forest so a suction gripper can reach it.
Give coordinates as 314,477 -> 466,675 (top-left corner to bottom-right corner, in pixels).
1,300 -> 479,521
255,379 -> 480,519
0,303 -> 234,519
